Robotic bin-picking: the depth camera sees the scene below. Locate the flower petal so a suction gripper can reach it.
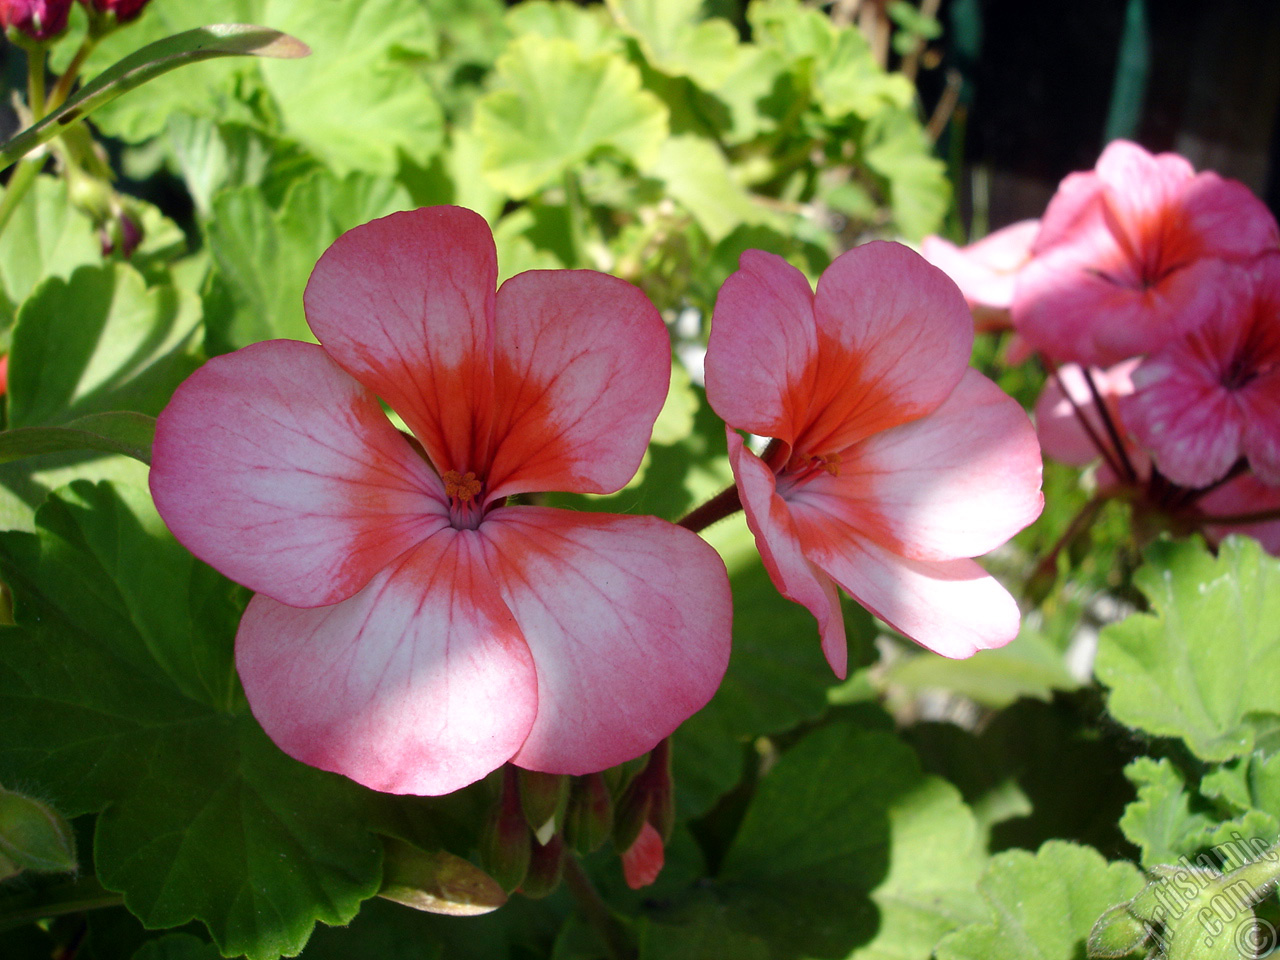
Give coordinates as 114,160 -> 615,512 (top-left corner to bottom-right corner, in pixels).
622,821 -> 665,889
150,339 -> 446,608
479,507 -> 732,773
728,430 -> 848,677
794,526 -> 1022,658
485,270 -> 668,500
1034,361 -> 1141,471
806,241 -> 974,452
790,369 -> 1043,562
704,249 -> 820,443
1201,473 -> 1280,555
920,219 -> 1039,312
236,530 -> 538,796
304,206 -> 498,475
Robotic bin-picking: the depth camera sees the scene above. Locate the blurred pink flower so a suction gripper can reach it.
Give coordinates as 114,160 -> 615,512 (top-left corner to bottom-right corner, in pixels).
1035,359 -> 1146,485
1013,140 -> 1279,367
704,242 -> 1043,672
151,206 -> 732,796
1200,473 -> 1280,555
77,0 -> 149,23
1120,254 -> 1280,488
921,219 -> 1039,333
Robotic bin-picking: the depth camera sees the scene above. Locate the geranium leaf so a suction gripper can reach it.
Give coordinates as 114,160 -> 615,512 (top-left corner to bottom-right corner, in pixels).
0,25 -> 308,173
8,264 -> 200,429
715,723 -> 986,959
650,136 -> 787,244
473,34 -> 668,198
1096,536 -> 1280,762
0,481 -> 383,959
605,0 -> 742,89
1119,757 -> 1216,866
933,841 -> 1144,960
0,413 -> 155,466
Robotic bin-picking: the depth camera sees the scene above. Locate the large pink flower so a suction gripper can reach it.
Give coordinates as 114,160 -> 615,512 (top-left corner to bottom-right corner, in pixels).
1013,140 -> 1279,367
704,242 -> 1043,672
1119,255 -> 1280,488
150,206 -> 732,796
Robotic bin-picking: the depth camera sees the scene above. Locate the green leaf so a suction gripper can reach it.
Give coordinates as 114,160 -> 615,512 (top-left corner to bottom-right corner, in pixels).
714,724 -> 986,959
0,481 -> 383,959
8,264 -> 200,428
0,413 -> 155,466
651,136 -> 787,244
504,0 -> 621,57
0,177 -> 101,334
204,170 -> 412,351
1096,536 -> 1280,762
638,916 -> 770,959
473,34 -> 669,198
259,0 -> 444,175
132,934 -> 225,960
0,25 -> 308,174
934,841 -> 1145,960
606,0 -> 742,89
1119,757 -> 1216,867
863,112 -> 950,241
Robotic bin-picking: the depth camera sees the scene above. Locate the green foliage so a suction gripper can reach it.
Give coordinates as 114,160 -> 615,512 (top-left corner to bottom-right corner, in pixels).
934,841 -> 1145,960
1096,536 -> 1280,762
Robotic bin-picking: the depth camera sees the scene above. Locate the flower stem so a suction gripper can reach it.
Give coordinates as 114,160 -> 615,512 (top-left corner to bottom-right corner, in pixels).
1023,492 -> 1107,599
0,875 -> 123,933
27,47 -> 47,120
47,36 -> 98,112
1195,506 -> 1280,526
678,484 -> 743,533
1080,365 -> 1137,484
1047,364 -> 1127,485
562,855 -> 635,960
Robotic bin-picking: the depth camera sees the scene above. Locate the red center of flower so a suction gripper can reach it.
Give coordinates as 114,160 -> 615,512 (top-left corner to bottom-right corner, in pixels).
442,470 -> 486,529
773,449 -> 841,496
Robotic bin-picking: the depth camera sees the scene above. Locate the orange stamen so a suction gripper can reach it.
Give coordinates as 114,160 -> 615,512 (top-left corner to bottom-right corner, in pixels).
442,470 -> 482,501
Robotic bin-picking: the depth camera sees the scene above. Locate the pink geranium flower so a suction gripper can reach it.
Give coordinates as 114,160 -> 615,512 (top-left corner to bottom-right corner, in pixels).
921,219 -> 1039,333
1119,254 -> 1280,488
1013,140 -> 1279,367
150,206 -> 732,796
704,242 -> 1044,672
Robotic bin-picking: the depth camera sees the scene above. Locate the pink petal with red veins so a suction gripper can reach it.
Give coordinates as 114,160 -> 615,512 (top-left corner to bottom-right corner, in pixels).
790,370 -> 1043,562
236,530 -> 538,796
150,339 -> 446,608
794,525 -> 1022,658
806,241 -> 973,453
1122,351 -> 1244,489
728,430 -> 848,677
1241,374 -> 1280,485
485,270 -> 669,500
704,250 -> 820,443
1093,141 -> 1195,250
622,822 -> 665,889
480,507 -> 732,773
304,206 -> 498,476
1180,174 -> 1280,262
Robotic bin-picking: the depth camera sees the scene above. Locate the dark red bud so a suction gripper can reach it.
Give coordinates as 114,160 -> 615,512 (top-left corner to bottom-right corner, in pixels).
518,833 -> 565,900
0,0 -> 72,41
76,0 -> 150,24
478,769 -> 531,893
563,773 -> 612,855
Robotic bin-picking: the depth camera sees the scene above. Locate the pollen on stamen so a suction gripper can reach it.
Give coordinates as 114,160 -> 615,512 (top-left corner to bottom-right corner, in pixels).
442,470 -> 483,501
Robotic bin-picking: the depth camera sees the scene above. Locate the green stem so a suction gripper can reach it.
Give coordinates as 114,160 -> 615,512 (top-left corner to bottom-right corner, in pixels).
563,169 -> 588,270
562,855 -> 635,960
47,36 -> 99,112
0,157 -> 44,239
27,46 -> 47,120
0,875 -> 124,933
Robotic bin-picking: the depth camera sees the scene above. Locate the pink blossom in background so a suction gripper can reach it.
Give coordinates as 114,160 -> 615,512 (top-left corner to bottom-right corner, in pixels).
704,242 -> 1043,672
920,219 -> 1039,333
1119,254 -> 1280,488
1200,473 -> 1280,556
1034,359 -> 1146,484
150,206 -> 732,796
1012,140 -> 1279,367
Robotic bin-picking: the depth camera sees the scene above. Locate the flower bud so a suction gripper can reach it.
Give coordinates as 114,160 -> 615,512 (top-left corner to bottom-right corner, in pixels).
563,773 -> 612,855
621,821 -> 664,890
77,0 -> 150,26
478,769 -> 531,893
1087,903 -> 1150,958
519,833 -> 565,900
379,840 -> 506,917
517,770 -> 568,846
613,739 -> 674,851
0,0 -> 71,42
0,785 -> 76,873
100,208 -> 143,259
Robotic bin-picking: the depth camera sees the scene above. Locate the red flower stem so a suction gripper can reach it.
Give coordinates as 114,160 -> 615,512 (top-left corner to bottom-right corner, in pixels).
1023,492 -> 1108,598
1047,363 -> 1127,483
562,855 -> 635,960
1079,365 -> 1138,484
677,483 -> 743,534
1194,506 -> 1280,526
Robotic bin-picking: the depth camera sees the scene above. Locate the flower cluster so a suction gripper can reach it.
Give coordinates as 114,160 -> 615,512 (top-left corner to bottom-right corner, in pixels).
927,140 -> 1280,552
152,207 -> 1043,864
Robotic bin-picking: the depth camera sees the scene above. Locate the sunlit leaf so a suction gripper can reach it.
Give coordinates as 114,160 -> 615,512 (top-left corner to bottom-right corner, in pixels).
0,413 -> 155,466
